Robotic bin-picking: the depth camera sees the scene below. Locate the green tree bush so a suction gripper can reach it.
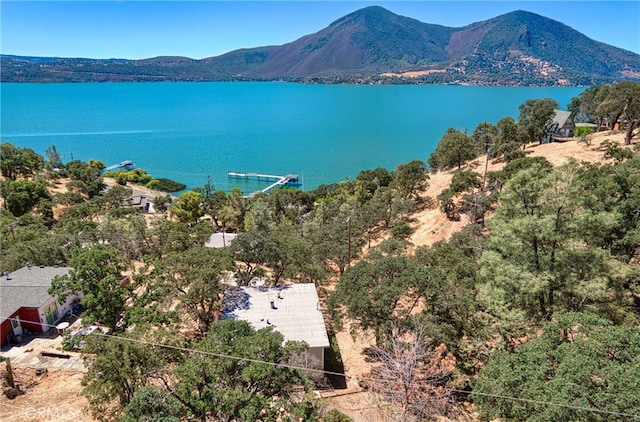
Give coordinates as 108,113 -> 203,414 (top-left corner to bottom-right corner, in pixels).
428,128 -> 479,170
475,312 -> 640,421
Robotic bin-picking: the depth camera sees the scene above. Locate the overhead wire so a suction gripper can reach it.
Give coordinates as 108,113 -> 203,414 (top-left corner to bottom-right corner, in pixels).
2,316 -> 639,419
0,316 -> 344,378
361,378 -> 640,419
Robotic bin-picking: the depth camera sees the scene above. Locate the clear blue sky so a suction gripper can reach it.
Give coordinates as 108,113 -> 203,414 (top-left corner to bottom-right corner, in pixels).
2,1 -> 639,60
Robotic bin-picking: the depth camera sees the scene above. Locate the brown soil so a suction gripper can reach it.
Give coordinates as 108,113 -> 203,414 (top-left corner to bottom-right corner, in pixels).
0,368 -> 91,421
410,130 -> 632,247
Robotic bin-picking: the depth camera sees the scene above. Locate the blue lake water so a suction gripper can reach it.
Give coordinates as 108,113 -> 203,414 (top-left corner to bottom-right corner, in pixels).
1,82 -> 583,193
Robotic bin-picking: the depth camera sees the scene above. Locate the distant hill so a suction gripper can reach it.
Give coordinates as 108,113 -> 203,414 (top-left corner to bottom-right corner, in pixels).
3,6 -> 639,85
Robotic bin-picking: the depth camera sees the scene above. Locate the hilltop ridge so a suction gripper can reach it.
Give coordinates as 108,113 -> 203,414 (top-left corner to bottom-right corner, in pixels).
2,6 -> 639,85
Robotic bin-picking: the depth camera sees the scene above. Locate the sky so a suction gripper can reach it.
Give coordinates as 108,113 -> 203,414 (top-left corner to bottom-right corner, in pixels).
1,1 -> 639,60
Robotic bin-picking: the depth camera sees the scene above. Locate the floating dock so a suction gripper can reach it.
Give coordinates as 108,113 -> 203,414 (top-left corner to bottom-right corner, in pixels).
227,172 -> 300,197
101,160 -> 135,174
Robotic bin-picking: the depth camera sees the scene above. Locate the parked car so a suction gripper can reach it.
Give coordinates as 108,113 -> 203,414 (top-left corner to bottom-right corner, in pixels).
63,325 -> 106,350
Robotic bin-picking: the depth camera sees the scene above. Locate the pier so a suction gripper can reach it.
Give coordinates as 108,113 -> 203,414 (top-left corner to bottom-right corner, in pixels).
227,172 -> 300,197
101,160 -> 135,174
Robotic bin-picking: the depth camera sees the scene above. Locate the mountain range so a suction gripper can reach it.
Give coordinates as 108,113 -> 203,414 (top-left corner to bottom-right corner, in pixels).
3,6 -> 639,85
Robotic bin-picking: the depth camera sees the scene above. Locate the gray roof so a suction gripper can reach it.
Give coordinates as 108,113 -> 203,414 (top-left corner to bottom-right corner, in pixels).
552,109 -> 573,128
205,232 -> 238,248
223,284 -> 330,349
0,266 -> 72,318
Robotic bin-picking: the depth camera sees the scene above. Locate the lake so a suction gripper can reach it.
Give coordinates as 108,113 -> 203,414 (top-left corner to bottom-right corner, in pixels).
0,82 -> 583,193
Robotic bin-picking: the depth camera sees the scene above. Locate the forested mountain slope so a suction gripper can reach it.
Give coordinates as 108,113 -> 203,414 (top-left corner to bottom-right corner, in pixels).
3,6 -> 639,85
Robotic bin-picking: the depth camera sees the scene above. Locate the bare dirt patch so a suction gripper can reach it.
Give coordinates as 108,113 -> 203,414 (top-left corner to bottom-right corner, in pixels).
1,368 -> 91,422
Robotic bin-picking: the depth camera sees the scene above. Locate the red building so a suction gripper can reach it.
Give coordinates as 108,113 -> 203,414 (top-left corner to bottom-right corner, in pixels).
1,265 -> 78,347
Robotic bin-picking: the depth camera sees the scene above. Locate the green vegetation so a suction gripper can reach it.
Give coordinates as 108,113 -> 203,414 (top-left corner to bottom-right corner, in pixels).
146,177 -> 186,192
1,84 -> 639,420
0,143 -> 44,181
475,312 -> 640,421
574,126 -> 595,137
49,245 -> 132,332
571,80 -> 640,144
103,168 -> 186,193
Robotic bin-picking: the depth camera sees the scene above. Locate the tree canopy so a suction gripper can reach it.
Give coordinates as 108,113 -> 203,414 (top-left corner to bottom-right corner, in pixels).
49,244 -> 131,331
475,312 -> 640,421
428,128 -> 479,170
517,98 -> 559,144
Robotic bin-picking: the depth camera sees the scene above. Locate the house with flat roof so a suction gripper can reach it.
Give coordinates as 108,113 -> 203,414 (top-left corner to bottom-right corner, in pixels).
0,265 -> 78,347
222,283 -> 330,369
205,232 -> 238,248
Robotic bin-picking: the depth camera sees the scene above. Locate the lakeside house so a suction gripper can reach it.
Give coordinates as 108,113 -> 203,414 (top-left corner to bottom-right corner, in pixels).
0,265 -> 79,347
222,283 -> 330,369
126,192 -> 155,213
546,109 -> 575,142
104,184 -> 156,213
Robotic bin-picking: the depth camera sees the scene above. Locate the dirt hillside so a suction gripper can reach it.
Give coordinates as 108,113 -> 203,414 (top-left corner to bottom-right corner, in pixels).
325,130 -> 636,420
410,130 -> 632,247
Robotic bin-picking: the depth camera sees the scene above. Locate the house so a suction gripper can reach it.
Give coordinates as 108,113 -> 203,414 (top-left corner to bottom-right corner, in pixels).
127,194 -> 155,213
222,284 -> 330,369
545,109 -> 575,142
126,186 -> 157,213
0,265 -> 79,347
104,184 -> 156,213
205,232 -> 238,248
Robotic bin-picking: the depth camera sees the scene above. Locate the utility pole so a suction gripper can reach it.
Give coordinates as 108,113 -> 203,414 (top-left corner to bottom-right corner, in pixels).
482,144 -> 490,191
346,216 -> 352,267
5,358 -> 15,388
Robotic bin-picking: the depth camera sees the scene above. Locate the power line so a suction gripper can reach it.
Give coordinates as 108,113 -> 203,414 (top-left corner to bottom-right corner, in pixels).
3,316 -> 639,419
365,377 -> 640,419
1,316 -> 345,378
449,388 -> 640,419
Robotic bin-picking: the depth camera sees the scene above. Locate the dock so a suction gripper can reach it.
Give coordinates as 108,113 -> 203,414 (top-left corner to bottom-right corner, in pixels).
227,172 -> 300,197
101,160 -> 135,174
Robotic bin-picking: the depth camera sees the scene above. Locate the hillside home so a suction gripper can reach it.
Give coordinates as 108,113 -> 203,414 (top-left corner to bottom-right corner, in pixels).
104,184 -> 156,213
222,284 -> 330,369
127,194 -> 155,213
0,265 -> 79,347
545,109 -> 575,142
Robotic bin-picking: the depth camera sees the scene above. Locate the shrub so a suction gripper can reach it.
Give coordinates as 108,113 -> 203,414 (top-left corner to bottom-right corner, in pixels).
574,126 -> 595,138
147,178 -> 186,193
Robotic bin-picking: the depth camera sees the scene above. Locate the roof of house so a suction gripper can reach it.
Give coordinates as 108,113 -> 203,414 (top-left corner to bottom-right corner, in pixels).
205,232 -> 238,248
0,266 -> 72,318
222,284 -> 330,349
127,194 -> 154,212
551,109 -> 573,128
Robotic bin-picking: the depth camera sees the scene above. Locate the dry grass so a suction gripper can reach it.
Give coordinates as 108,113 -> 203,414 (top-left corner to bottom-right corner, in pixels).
0,369 -> 92,422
